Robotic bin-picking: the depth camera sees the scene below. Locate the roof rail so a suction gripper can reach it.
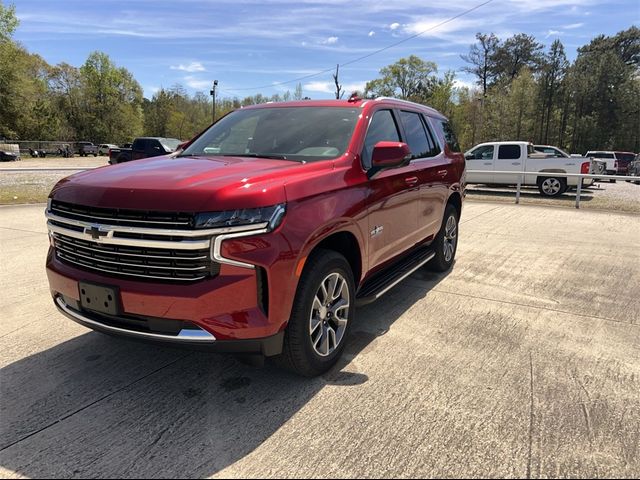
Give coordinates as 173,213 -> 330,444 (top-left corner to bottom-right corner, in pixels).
374,97 -> 443,116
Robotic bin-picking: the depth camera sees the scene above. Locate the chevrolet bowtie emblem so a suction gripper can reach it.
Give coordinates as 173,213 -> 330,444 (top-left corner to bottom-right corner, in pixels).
84,225 -> 110,240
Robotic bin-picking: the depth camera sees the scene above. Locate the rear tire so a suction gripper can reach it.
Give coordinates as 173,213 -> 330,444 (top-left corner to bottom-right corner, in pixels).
274,249 -> 355,377
428,204 -> 459,272
538,177 -> 567,197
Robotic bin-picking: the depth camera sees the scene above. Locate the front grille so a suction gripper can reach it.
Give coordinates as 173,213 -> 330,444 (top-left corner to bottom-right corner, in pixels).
50,200 -> 194,229
53,232 -> 219,282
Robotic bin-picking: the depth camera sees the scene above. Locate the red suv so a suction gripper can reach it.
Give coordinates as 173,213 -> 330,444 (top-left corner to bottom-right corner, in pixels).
45,97 -> 465,376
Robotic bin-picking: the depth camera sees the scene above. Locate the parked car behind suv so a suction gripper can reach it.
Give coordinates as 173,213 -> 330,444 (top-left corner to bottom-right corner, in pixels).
98,144 -> 118,156
108,137 -> 182,164
75,141 -> 98,157
45,97 -> 464,376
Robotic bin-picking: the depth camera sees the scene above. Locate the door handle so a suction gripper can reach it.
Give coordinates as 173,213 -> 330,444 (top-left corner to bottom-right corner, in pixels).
511,162 -> 521,165
405,176 -> 419,186
437,169 -> 448,177
483,162 -> 492,165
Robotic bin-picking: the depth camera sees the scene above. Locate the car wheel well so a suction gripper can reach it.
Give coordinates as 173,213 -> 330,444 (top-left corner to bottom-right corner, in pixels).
447,192 -> 462,219
312,232 -> 362,284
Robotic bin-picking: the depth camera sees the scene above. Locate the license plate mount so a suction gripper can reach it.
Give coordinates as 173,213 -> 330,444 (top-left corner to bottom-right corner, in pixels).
78,282 -> 121,316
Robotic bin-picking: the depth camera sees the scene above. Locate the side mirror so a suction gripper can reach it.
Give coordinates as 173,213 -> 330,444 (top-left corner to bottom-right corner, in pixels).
464,153 -> 473,160
371,141 -> 411,169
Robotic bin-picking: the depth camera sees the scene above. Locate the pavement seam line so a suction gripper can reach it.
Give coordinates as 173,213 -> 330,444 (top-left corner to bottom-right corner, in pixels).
430,288 -> 635,328
460,205 -> 503,225
526,352 -> 535,479
0,352 -> 194,453
0,226 -> 48,235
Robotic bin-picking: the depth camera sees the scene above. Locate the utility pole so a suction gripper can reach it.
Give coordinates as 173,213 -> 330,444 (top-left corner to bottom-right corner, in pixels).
210,80 -> 218,123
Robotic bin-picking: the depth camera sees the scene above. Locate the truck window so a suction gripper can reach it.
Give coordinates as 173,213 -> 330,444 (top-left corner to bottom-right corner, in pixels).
399,111 -> 432,160
362,110 -> 401,169
436,120 -> 460,152
498,144 -> 521,160
468,145 -> 494,160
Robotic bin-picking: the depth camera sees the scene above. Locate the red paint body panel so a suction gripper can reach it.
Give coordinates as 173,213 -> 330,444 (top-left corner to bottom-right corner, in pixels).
46,99 -> 464,347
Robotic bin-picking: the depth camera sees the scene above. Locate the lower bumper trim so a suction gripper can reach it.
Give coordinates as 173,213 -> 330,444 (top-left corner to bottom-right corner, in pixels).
54,296 -> 284,355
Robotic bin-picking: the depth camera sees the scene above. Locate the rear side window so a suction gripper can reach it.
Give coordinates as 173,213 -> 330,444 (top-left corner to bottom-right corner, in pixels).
436,120 -> 460,152
498,144 -> 521,160
399,111 -> 432,160
362,110 -> 400,169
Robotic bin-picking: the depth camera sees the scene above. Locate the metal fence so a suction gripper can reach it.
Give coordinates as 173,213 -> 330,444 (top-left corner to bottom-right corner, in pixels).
467,170 -> 640,209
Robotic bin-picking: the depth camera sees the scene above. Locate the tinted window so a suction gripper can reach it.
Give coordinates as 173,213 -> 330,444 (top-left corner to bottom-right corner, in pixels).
498,144 -> 521,160
399,111 -> 431,159
468,145 -> 494,160
437,120 -> 460,152
587,152 -> 615,159
183,107 -> 360,162
362,110 -> 400,169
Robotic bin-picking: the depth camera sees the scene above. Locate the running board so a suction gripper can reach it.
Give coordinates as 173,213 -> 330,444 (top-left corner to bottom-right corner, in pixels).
356,247 -> 435,306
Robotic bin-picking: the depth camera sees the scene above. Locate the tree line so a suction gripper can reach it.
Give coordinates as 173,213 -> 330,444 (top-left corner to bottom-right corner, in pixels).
1,2 -> 638,152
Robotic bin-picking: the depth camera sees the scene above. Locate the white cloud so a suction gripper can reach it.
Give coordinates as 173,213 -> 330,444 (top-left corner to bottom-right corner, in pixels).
453,79 -> 476,90
389,22 -> 401,30
321,36 -> 339,44
171,62 -> 206,72
184,76 -> 212,90
563,22 -> 584,29
304,81 -> 366,94
368,30 -> 375,37
545,29 -> 563,38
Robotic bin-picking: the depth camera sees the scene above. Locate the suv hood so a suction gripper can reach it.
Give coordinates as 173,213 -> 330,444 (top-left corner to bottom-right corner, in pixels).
50,155 -> 302,211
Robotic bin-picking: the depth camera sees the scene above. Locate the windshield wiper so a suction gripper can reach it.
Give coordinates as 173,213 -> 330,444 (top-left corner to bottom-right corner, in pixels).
218,153 -> 302,161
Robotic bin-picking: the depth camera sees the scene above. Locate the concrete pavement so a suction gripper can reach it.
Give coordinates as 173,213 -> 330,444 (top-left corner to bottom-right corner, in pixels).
0,202 -> 639,478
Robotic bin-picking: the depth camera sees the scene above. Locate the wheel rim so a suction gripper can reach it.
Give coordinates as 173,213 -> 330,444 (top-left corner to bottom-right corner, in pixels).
309,272 -> 350,357
444,214 -> 458,262
542,178 -> 561,195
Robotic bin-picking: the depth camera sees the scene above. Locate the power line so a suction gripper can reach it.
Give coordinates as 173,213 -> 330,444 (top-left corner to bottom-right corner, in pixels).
222,0 -> 496,93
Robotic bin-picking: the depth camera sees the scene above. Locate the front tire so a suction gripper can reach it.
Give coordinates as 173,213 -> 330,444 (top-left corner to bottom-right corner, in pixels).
275,249 -> 355,377
429,204 -> 459,272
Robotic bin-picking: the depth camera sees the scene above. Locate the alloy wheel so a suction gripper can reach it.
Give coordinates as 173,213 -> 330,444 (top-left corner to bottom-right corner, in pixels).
309,272 -> 350,357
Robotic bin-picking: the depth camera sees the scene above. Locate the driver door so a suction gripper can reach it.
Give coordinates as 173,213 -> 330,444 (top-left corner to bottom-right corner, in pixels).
465,145 -> 494,184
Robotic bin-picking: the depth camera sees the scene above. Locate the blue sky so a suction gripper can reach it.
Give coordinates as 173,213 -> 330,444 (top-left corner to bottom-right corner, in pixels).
12,0 -> 639,99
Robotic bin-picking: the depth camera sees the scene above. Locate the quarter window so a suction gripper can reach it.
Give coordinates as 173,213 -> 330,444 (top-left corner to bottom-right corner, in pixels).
437,120 -> 461,152
362,110 -> 401,169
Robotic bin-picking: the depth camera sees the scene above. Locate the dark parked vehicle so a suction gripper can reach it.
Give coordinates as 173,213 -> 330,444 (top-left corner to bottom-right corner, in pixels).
628,154 -> 640,184
108,137 -> 182,164
0,147 -> 20,162
75,142 -> 98,157
614,151 -> 635,175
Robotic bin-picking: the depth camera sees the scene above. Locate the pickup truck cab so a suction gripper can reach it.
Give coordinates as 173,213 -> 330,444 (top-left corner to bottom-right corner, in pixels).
108,137 -> 182,164
45,97 -> 464,376
466,141 -> 593,196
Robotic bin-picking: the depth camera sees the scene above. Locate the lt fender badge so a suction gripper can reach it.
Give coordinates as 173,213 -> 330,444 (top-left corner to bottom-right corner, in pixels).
370,225 -> 384,237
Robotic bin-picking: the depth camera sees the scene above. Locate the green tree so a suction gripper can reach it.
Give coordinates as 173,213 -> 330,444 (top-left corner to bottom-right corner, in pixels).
365,55 -> 438,99
461,32 -> 499,96
0,1 -> 18,42
493,34 -> 543,82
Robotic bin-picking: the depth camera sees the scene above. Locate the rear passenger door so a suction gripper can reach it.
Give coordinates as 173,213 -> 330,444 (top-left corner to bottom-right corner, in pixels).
363,109 -> 419,270
397,110 -> 446,241
495,144 -> 525,184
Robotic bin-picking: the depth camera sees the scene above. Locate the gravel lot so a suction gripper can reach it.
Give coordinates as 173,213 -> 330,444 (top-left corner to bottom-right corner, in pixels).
1,157 -> 639,213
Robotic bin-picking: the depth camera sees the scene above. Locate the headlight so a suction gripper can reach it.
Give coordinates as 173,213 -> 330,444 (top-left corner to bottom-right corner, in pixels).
194,203 -> 286,230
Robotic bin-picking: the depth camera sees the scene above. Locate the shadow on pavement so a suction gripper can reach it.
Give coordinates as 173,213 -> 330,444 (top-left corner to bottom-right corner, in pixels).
0,267 -> 449,478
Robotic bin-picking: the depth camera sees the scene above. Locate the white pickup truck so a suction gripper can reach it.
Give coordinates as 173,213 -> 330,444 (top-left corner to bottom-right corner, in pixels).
465,141 -> 594,197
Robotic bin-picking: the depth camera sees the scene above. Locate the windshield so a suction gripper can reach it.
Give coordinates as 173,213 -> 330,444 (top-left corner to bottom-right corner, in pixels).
182,106 -> 360,162
160,138 -> 182,151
